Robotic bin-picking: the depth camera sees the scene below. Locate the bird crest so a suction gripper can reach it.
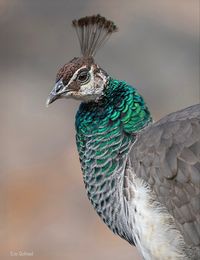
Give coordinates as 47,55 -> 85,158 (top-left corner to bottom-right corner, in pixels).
72,14 -> 118,57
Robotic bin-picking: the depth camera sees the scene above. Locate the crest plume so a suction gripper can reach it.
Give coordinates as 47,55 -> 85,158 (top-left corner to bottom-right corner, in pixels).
72,14 -> 118,57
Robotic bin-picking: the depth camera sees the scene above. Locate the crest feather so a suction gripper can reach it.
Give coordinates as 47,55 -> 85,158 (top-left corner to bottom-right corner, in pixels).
72,14 -> 118,57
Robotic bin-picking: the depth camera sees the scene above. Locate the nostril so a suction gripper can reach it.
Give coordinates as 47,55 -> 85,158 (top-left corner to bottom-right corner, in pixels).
55,84 -> 62,93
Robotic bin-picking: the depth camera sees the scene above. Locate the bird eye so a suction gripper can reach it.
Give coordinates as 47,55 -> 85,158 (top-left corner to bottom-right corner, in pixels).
77,70 -> 90,83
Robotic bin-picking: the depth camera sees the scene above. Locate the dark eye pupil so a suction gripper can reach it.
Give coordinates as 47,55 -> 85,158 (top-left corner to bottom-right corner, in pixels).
77,71 -> 90,83
79,74 -> 87,81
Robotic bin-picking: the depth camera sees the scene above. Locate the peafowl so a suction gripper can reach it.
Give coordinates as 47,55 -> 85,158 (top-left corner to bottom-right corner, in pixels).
46,15 -> 200,260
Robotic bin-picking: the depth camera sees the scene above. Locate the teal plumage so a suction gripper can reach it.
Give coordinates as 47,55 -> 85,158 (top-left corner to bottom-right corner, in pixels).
47,15 -> 200,260
75,78 -> 151,177
75,78 -> 151,237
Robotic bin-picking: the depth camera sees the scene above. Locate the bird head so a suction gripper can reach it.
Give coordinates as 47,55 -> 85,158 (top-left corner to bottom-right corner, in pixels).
46,15 -> 118,105
46,56 -> 109,104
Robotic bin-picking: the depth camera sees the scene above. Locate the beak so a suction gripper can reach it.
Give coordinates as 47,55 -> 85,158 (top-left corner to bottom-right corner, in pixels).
46,79 -> 65,107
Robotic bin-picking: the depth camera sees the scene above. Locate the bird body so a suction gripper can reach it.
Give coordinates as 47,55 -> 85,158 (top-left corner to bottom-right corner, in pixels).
47,15 -> 200,259
76,78 -> 200,259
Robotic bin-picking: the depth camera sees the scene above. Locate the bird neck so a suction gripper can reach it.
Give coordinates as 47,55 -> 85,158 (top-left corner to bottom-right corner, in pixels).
75,78 -> 152,223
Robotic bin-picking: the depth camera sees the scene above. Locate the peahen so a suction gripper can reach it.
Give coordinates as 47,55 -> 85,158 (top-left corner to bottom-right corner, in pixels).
46,15 -> 200,259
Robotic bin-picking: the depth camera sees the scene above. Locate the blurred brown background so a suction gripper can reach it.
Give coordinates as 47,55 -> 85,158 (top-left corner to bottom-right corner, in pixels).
0,0 -> 199,259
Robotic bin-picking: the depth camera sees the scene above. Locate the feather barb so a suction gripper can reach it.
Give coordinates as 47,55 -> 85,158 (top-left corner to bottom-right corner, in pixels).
72,14 -> 118,57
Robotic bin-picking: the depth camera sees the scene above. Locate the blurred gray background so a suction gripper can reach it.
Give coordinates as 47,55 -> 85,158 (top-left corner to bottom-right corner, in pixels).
0,0 -> 199,259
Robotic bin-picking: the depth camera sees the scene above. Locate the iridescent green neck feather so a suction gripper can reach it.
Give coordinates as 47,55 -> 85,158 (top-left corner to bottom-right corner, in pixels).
75,78 -> 152,179
75,78 -> 151,228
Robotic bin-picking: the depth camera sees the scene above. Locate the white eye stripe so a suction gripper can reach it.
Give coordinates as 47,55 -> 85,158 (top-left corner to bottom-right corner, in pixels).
66,65 -> 87,86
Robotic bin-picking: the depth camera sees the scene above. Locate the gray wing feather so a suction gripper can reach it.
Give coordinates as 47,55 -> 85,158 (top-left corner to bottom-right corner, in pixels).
128,104 -> 200,248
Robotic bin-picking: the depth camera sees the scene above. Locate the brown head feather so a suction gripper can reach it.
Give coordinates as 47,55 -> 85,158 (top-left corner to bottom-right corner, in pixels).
56,56 -> 94,84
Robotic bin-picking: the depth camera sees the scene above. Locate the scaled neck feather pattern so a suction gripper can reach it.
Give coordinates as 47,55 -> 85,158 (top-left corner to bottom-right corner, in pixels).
75,78 -> 152,235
